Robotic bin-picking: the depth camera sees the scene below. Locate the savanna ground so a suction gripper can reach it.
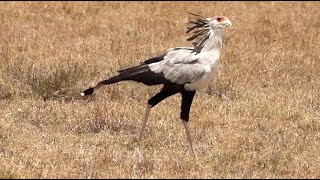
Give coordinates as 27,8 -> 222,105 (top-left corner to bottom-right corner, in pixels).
0,1 -> 319,178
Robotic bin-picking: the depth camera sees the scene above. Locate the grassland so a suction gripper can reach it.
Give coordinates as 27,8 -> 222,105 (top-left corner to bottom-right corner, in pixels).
0,1 -> 319,178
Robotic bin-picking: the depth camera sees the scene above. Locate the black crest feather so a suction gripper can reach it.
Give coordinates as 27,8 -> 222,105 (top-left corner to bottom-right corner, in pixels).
186,13 -> 211,52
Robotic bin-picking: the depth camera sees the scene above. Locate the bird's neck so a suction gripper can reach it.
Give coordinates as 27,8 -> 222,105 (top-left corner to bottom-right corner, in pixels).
201,29 -> 223,52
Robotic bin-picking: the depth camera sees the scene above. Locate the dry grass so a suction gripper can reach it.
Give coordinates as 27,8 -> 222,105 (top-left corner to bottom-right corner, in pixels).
0,1 -> 319,178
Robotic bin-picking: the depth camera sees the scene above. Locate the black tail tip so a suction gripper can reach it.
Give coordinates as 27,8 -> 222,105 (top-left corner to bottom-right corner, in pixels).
81,87 -> 94,96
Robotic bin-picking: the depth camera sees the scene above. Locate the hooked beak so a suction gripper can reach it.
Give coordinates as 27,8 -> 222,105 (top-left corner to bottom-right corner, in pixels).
224,19 -> 232,27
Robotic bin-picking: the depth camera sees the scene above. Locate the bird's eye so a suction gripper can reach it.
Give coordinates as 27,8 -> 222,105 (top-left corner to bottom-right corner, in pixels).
216,17 -> 222,22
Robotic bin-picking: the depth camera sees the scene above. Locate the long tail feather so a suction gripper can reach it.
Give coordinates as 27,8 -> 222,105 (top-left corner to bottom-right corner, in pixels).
81,75 -> 123,96
81,64 -> 163,96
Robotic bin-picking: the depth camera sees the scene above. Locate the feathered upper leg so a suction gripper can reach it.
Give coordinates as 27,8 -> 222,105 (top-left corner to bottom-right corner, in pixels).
180,90 -> 196,122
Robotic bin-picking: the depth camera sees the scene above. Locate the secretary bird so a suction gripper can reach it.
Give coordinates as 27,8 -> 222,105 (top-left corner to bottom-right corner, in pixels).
81,13 -> 232,158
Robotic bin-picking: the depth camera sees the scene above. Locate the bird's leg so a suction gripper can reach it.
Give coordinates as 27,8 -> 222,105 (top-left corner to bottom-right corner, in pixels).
182,120 -> 197,159
138,104 -> 152,141
138,85 -> 179,142
180,90 -> 197,159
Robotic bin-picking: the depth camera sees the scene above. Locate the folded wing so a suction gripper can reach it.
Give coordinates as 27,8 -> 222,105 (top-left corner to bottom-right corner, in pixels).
148,48 -> 206,85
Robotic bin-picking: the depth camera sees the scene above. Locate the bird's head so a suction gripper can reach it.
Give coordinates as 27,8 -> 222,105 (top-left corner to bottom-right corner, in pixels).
186,13 -> 232,51
207,16 -> 232,29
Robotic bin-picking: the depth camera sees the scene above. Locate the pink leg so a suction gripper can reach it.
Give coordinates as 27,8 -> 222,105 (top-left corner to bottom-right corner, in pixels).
138,104 -> 152,141
182,120 -> 198,160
